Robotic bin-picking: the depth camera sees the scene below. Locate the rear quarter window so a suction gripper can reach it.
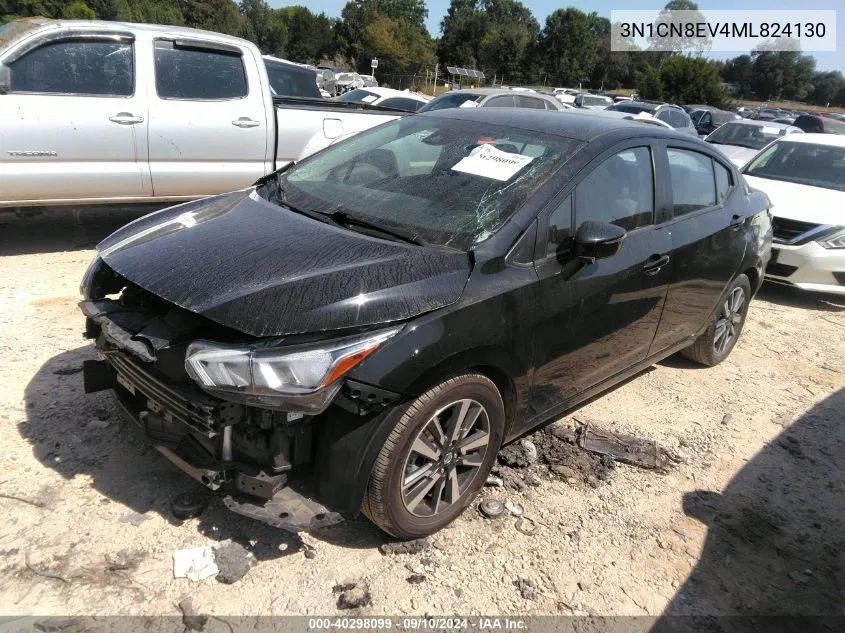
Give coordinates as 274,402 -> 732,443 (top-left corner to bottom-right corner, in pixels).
154,40 -> 247,100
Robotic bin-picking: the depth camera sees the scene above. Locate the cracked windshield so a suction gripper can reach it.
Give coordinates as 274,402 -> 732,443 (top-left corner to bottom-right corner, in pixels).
282,117 -> 579,249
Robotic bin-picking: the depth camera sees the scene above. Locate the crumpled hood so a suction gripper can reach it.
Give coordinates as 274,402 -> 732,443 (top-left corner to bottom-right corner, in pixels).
97,190 -> 471,338
743,176 -> 845,226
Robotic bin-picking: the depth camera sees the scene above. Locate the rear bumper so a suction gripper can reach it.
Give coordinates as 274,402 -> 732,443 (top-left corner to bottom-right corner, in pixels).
86,355 -> 342,532
765,242 -> 845,295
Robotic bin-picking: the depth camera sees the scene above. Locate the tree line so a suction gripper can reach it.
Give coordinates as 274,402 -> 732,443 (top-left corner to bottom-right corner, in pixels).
2,0 -> 844,106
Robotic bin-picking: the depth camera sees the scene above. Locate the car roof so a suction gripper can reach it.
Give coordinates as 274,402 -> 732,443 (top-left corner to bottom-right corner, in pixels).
419,107 -> 694,143
361,87 -> 427,101
773,133 -> 845,148
15,18 -> 255,46
725,119 -> 799,130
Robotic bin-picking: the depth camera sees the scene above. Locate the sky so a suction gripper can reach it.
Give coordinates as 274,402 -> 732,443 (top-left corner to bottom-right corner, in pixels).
269,0 -> 844,72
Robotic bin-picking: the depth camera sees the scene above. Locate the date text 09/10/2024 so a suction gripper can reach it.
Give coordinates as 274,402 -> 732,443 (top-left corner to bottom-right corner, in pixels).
307,618 -> 527,630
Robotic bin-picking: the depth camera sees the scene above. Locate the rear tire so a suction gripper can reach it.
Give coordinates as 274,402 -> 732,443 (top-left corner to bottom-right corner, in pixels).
681,274 -> 751,367
362,373 -> 505,539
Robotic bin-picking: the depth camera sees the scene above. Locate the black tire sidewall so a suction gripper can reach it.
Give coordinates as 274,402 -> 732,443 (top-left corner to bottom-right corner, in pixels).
380,377 -> 504,538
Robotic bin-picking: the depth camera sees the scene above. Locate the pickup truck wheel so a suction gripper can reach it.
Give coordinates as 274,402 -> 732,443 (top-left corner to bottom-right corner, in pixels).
681,274 -> 751,367
362,374 -> 504,539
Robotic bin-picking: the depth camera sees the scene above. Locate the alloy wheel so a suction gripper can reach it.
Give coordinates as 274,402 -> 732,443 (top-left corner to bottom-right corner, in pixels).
714,286 -> 746,354
401,399 -> 491,517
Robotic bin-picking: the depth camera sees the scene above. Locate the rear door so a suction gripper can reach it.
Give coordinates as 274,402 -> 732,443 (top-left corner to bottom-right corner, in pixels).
648,143 -> 748,355
147,38 -> 270,197
0,30 -> 151,203
529,141 -> 673,415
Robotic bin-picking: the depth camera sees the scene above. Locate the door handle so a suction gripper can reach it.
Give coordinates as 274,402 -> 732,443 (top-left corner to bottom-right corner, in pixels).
729,214 -> 744,229
643,254 -> 670,275
109,112 -> 144,124
232,117 -> 260,128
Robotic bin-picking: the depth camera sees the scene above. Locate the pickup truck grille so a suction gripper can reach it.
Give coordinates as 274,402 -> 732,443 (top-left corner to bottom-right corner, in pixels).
771,217 -> 820,244
106,351 -> 218,435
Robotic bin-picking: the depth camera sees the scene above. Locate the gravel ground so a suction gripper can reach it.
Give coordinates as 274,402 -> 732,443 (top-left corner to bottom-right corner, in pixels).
1,208 -> 844,618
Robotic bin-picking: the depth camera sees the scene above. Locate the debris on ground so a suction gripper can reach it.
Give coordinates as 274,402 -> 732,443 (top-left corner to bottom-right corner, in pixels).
303,546 -> 317,560
479,499 -> 506,519
789,570 -> 813,585
721,414 -> 732,426
212,540 -> 256,584
493,421 -> 679,492
171,491 -> 208,520
178,597 -> 208,632
407,574 -> 426,584
173,546 -> 218,582
335,582 -> 372,609
515,578 -> 536,600
503,500 -> 523,516
514,517 -> 538,536
52,366 -> 82,376
120,511 -> 150,527
104,550 -> 142,573
577,424 -> 681,471
485,475 -> 504,487
379,539 -> 429,556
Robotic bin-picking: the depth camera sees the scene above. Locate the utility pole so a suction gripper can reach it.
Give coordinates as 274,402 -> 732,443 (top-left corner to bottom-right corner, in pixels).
433,63 -> 439,95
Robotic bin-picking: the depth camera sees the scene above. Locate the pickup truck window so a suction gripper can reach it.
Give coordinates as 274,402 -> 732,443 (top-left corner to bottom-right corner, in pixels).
9,40 -> 133,96
576,147 -> 654,231
154,40 -> 247,100
667,148 -> 717,215
379,97 -> 425,112
264,61 -> 320,99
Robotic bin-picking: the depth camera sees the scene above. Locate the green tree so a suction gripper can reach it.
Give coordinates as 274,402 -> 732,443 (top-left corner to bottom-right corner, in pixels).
62,1 -> 95,18
277,6 -> 335,63
539,8 -> 597,87
437,0 -> 486,69
658,55 -> 726,105
722,54 -> 752,97
808,71 -> 845,106
179,0 -> 241,35
239,0 -> 287,56
636,64 -> 663,100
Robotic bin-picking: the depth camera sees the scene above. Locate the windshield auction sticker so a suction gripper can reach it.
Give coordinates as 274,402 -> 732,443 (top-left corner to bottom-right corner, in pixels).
451,144 -> 534,181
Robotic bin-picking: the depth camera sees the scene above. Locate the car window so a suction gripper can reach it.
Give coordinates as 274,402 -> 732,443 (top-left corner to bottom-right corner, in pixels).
656,109 -> 672,123
486,95 -> 516,108
714,160 -> 732,204
418,92 -> 482,112
516,96 -> 545,109
264,61 -> 319,98
744,141 -> 845,191
10,39 -> 133,96
576,147 -> 654,231
154,41 -> 247,100
546,194 -> 573,256
379,97 -> 424,112
667,148 -> 717,216
283,117 -> 580,250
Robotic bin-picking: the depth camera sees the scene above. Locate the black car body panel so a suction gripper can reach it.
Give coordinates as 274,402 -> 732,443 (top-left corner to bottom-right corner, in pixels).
82,109 -> 773,525
97,190 -> 472,337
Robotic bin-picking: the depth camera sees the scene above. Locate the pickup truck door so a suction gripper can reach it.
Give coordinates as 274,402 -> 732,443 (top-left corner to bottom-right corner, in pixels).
0,31 -> 152,204
146,38 -> 271,197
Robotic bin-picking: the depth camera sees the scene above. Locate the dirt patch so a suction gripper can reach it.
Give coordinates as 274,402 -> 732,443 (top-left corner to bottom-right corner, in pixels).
494,426 -> 616,491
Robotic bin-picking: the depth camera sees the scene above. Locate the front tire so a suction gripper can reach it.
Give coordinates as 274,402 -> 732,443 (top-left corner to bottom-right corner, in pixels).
362,373 -> 505,539
681,274 -> 751,367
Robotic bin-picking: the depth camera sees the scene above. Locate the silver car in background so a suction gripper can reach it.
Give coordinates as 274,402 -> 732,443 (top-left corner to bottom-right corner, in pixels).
705,120 -> 804,167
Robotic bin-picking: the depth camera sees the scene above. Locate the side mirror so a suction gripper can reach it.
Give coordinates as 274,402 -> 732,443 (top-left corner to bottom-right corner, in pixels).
575,221 -> 626,260
0,65 -> 9,95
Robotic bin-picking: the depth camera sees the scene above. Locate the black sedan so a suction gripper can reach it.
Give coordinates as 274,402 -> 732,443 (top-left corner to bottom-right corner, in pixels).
81,109 -> 772,538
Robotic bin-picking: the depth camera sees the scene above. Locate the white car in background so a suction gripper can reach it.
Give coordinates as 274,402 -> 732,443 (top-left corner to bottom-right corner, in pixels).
553,87 -> 580,104
705,119 -> 804,167
573,108 -> 673,129
742,134 -> 845,295
335,87 -> 429,112
573,94 -> 613,110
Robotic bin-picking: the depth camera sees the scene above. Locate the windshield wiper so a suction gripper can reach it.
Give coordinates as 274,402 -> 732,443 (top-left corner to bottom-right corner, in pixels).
327,211 -> 428,246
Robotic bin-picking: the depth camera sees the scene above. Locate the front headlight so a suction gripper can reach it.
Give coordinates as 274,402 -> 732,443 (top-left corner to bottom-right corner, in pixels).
819,228 -> 845,249
184,326 -> 401,414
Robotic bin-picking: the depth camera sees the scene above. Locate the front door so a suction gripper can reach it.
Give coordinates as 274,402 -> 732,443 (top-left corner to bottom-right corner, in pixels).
528,144 -> 673,418
147,39 -> 269,197
0,32 -> 151,203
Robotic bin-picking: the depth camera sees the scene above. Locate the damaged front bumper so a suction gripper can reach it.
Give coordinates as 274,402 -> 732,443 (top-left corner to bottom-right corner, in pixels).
84,352 -> 342,533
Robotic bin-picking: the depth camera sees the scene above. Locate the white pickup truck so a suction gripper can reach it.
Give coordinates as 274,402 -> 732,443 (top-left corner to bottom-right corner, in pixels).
0,18 -> 405,209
